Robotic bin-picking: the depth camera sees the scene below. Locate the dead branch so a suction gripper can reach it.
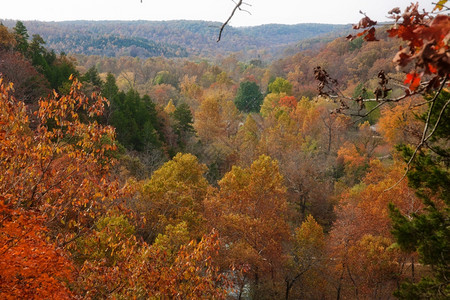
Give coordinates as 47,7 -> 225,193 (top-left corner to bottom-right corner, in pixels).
217,0 -> 247,42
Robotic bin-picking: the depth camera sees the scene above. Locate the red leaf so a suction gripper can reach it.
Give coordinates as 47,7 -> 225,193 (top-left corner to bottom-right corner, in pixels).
364,27 -> 379,41
427,63 -> 437,74
404,72 -> 421,91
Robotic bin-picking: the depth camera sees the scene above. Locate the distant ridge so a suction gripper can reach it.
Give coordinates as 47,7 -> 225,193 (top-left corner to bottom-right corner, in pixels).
1,20 -> 350,58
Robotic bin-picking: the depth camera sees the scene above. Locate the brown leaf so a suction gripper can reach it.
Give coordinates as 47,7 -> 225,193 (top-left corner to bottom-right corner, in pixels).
364,27 -> 379,41
353,16 -> 377,29
388,7 -> 401,14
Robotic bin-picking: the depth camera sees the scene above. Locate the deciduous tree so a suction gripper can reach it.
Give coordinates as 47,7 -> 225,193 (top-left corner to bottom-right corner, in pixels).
205,155 -> 290,299
135,153 -> 209,242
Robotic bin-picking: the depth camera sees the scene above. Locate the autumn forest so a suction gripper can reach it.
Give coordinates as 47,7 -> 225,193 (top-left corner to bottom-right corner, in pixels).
0,1 -> 449,299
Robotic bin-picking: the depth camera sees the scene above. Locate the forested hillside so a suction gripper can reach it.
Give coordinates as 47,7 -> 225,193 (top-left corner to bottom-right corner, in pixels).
0,19 -> 348,58
0,2 -> 449,299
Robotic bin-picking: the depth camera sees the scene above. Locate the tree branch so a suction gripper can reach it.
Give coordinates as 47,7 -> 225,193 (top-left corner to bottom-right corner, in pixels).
385,75 -> 448,191
217,0 -> 243,42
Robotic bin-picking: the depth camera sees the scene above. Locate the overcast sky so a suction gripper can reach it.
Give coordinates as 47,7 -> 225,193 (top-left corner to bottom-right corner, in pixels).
2,1 -> 435,26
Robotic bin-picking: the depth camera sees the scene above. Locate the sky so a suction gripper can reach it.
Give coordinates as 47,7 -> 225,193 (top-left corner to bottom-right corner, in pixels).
2,1 -> 436,26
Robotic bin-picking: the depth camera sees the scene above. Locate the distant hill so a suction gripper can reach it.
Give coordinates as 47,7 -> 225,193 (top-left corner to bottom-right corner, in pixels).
1,20 -> 350,58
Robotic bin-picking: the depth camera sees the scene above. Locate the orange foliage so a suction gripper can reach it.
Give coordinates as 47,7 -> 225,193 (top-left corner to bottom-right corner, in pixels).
205,155 -> 290,296
337,141 -> 366,169
328,159 -> 421,298
378,97 -> 424,145
144,230 -> 230,299
0,77 -> 120,297
0,205 -> 73,299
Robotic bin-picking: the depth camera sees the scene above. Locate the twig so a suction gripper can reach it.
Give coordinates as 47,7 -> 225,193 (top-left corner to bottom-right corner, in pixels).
424,96 -> 450,142
411,99 -> 435,108
217,0 -> 244,42
352,102 -> 386,118
384,75 -> 448,191
349,101 -> 388,125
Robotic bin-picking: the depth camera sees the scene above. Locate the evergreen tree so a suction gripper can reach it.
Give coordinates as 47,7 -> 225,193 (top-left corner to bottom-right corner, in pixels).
172,102 -> 195,149
234,81 -> 264,113
13,21 -> 29,55
25,33 -> 78,91
102,73 -> 120,102
109,88 -> 161,151
173,102 -> 194,135
82,66 -> 103,87
390,90 -> 450,299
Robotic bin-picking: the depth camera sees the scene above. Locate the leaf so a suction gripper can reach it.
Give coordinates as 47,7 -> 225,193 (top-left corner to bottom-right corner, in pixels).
433,0 -> 448,11
388,7 -> 401,14
404,72 -> 421,91
364,27 -> 379,41
346,34 -> 357,41
353,16 -> 377,30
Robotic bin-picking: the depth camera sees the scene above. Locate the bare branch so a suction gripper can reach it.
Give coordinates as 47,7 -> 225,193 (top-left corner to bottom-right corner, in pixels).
349,101 -> 388,124
424,94 -> 450,142
217,0 -> 244,42
385,75 -> 448,191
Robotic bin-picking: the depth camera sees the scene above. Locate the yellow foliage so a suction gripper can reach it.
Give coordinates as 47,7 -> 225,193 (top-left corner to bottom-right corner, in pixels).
164,99 -> 176,114
378,98 -> 424,145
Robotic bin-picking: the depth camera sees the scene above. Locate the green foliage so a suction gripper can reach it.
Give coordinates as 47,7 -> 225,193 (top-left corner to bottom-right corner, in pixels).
81,66 -> 102,87
234,81 -> 264,113
352,83 -> 372,99
364,101 -> 381,124
172,102 -> 195,149
11,22 -> 80,92
153,70 -> 179,87
173,102 -> 194,134
390,91 -> 450,299
101,73 -> 162,151
76,214 -> 136,268
249,59 -> 263,67
102,73 -> 119,101
153,222 -> 191,257
28,34 -> 77,91
353,83 -> 379,124
268,77 -> 293,95
13,21 -> 29,54
348,36 -> 364,51
110,88 -> 161,151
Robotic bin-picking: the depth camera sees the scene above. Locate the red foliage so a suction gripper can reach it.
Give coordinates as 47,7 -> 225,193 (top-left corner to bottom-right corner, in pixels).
279,95 -> 297,109
350,2 -> 449,91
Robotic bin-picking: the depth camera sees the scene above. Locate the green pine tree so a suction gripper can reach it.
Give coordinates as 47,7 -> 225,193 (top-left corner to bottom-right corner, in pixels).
390,90 -> 450,299
172,102 -> 195,149
234,81 -> 264,113
13,21 -> 29,55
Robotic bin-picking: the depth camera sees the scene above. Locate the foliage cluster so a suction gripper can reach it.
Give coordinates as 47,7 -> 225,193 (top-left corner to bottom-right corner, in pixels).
0,2 -> 448,298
